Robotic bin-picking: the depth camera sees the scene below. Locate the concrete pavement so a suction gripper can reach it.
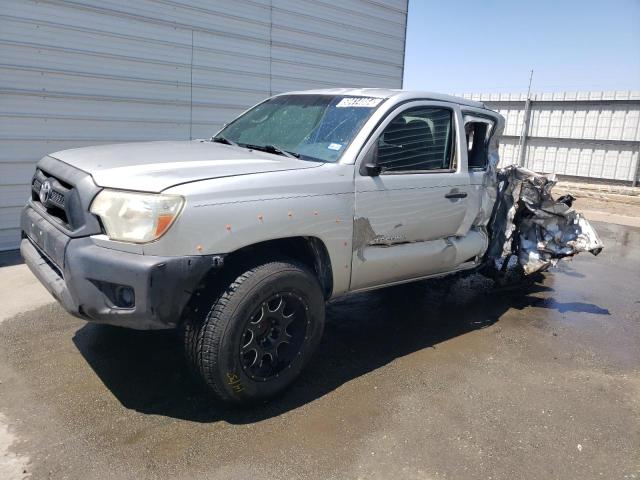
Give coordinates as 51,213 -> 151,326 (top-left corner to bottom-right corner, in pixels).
0,220 -> 638,479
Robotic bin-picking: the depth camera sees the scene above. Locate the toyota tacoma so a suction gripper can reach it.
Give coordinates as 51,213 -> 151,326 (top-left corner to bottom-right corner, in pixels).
20,89 -> 602,404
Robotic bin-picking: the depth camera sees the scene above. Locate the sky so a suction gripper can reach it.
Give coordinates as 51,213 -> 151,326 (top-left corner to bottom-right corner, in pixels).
402,0 -> 640,94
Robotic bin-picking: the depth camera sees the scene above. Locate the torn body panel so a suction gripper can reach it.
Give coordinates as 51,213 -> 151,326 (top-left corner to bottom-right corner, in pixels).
465,108 -> 504,231
486,166 -> 604,275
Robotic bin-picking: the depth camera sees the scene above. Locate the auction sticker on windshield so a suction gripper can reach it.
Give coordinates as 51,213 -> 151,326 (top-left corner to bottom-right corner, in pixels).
336,97 -> 383,108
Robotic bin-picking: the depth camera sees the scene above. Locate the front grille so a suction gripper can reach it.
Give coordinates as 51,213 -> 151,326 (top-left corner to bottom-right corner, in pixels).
32,177 -> 65,207
28,156 -> 103,237
50,190 -> 65,206
32,170 -> 71,226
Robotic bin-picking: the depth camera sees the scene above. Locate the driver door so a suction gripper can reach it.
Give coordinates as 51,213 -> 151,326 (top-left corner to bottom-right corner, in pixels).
350,102 -> 471,291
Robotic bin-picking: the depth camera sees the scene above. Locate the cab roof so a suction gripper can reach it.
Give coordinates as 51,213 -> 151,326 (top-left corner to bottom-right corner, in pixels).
279,88 -> 486,109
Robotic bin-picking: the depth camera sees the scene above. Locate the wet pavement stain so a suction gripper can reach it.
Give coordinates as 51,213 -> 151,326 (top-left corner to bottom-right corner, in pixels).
0,222 -> 638,479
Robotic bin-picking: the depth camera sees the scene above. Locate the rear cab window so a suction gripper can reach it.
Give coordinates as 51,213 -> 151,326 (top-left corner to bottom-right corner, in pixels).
463,115 -> 496,171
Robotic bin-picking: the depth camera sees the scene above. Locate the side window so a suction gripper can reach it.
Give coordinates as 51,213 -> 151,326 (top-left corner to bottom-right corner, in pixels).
465,119 -> 495,170
376,107 -> 455,173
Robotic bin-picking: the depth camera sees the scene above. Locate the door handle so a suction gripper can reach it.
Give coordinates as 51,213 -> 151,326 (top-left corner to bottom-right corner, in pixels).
445,190 -> 468,199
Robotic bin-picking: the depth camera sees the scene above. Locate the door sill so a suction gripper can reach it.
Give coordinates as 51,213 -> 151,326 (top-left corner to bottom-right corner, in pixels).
346,260 -> 479,295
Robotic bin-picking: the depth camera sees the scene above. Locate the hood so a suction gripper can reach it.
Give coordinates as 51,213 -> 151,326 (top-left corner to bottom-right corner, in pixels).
49,140 -> 321,192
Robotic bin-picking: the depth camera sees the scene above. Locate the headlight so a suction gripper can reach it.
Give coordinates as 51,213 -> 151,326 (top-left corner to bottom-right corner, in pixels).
90,189 -> 184,243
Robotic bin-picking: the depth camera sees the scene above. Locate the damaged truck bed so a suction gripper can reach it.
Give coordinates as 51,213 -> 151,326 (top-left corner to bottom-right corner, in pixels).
487,165 -> 604,276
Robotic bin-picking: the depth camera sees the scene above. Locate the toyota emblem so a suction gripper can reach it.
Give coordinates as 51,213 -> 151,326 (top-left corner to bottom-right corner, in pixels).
39,180 -> 52,204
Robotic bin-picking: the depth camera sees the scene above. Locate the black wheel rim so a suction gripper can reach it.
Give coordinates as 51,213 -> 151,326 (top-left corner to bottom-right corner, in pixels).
239,292 -> 309,381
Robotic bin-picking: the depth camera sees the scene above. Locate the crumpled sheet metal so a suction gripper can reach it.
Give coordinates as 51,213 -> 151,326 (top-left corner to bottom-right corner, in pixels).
486,165 -> 604,275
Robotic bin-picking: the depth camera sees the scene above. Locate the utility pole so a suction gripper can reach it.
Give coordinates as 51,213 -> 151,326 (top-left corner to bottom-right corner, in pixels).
633,145 -> 640,187
189,29 -> 194,141
517,70 -> 534,167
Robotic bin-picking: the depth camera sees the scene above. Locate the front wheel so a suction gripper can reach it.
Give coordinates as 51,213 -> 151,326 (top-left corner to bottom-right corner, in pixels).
182,260 -> 325,405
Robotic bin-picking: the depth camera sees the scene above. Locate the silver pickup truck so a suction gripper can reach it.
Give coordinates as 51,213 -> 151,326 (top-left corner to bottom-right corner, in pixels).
20,88 -> 601,404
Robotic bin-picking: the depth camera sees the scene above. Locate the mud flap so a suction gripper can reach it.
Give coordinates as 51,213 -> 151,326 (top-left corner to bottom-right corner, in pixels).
485,166 -> 604,275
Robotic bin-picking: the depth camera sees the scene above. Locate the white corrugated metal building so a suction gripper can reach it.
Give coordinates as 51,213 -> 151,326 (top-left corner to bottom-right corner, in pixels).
461,91 -> 640,185
0,0 -> 409,250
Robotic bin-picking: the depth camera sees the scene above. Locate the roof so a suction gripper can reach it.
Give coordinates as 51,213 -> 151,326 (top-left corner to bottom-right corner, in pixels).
280,88 -> 485,109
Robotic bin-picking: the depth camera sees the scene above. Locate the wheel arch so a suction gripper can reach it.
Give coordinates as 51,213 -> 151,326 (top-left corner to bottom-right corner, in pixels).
223,236 -> 334,299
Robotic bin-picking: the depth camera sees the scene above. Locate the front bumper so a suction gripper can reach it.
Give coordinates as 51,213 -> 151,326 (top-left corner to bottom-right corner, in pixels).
20,205 -> 213,330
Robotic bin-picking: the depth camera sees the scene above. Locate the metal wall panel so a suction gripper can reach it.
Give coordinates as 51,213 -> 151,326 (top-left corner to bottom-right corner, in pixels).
462,92 -> 640,185
0,0 -> 408,250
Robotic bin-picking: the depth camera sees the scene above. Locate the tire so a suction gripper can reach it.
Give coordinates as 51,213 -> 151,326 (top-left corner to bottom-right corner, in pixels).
182,260 -> 325,405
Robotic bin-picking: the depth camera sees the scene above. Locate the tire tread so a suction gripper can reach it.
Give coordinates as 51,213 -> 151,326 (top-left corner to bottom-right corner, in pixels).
182,259 -> 322,404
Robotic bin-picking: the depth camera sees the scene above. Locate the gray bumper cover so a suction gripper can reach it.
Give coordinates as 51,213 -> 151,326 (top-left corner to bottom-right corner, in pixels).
21,206 -> 213,330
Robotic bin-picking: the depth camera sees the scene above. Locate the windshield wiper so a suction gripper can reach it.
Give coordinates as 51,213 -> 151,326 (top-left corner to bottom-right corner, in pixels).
243,144 -> 300,159
211,136 -> 239,147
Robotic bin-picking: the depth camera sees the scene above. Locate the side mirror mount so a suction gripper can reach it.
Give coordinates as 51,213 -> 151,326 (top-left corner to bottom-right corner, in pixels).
359,143 -> 382,176
363,162 -> 382,176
